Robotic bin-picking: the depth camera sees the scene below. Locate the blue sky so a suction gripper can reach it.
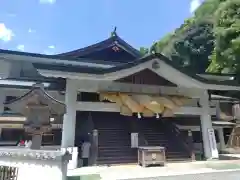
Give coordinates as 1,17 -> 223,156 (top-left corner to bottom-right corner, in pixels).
0,0 -> 203,54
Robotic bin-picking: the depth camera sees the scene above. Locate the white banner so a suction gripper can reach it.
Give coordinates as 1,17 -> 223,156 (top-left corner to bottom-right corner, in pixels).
131,133 -> 138,148
207,128 -> 219,159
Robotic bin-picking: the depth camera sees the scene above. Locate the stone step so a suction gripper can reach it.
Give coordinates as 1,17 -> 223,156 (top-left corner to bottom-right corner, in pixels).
97,156 -> 137,164
98,150 -> 136,157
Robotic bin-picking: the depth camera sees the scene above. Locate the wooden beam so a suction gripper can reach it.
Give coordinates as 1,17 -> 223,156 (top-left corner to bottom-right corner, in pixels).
75,101 -> 216,116
0,123 -> 62,129
74,79 -> 204,98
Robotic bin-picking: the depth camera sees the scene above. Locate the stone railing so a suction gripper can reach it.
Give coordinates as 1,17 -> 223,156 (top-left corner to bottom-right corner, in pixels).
0,147 -> 71,180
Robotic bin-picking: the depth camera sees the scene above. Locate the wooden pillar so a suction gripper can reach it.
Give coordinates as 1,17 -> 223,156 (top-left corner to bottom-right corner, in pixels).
217,128 -> 226,151
89,129 -> 98,166
187,130 -> 195,161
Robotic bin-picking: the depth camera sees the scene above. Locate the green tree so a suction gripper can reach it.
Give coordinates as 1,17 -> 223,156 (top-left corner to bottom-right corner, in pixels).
150,33 -> 174,54
139,47 -> 149,56
172,21 -> 214,73
194,0 -> 226,20
151,19 -> 214,73
207,0 -> 240,73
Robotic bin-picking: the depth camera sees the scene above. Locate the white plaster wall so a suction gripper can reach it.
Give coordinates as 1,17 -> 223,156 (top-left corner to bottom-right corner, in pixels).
67,147 -> 78,170
0,157 -> 68,180
18,163 -> 64,180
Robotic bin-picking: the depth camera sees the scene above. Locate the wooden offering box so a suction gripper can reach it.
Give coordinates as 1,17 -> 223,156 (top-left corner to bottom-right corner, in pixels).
138,146 -> 165,167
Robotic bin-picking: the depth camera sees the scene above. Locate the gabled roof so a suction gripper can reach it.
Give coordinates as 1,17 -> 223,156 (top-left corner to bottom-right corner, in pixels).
58,34 -> 142,62
0,33 -> 142,64
4,84 -> 66,115
0,49 -> 116,67
35,53 -> 240,91
33,53 -> 239,84
1,47 -> 240,91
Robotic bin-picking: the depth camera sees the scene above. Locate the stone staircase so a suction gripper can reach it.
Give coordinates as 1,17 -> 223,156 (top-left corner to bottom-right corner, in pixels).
92,112 -> 137,165
139,118 -> 192,162
92,112 -> 192,165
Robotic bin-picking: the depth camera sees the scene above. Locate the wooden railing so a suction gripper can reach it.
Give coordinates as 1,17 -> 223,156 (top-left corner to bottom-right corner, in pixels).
163,120 -> 195,161
0,166 -> 18,180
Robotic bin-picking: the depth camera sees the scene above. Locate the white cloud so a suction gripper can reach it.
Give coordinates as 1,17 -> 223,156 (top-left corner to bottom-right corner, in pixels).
17,44 -> 25,51
43,50 -> 54,55
0,23 -> 14,42
28,28 -> 36,33
39,0 -> 56,4
48,45 -> 55,49
6,13 -> 17,17
190,0 -> 201,13
43,45 -> 56,54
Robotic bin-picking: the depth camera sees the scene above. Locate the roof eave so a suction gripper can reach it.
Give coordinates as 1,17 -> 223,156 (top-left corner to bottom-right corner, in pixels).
35,54 -> 240,91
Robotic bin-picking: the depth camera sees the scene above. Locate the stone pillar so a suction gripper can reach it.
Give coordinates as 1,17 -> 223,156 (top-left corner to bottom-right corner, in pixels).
61,79 -> 78,148
200,90 -> 219,159
217,128 -> 226,151
61,79 -> 78,169
31,134 -> 42,150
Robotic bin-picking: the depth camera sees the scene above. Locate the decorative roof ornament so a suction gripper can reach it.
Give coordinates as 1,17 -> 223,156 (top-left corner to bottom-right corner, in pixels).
112,46 -> 120,52
152,60 -> 160,70
111,26 -> 118,37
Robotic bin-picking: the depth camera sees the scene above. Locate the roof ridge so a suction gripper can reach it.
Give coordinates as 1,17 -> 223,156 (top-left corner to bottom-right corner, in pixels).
57,34 -> 141,58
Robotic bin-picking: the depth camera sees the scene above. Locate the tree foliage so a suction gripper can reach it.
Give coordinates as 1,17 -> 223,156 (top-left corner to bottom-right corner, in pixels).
207,0 -> 240,73
146,0 -> 240,74
194,0 -> 226,20
150,18 -> 214,73
139,47 -> 149,56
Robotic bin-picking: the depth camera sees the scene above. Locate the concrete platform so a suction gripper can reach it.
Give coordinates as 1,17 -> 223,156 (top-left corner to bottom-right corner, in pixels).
219,154 -> 240,160
67,160 -> 240,180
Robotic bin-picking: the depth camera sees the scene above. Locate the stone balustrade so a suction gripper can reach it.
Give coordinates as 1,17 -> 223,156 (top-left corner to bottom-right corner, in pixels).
0,147 -> 71,180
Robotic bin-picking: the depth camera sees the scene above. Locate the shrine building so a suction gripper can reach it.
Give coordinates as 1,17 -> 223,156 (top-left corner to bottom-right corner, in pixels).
0,31 -> 239,166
